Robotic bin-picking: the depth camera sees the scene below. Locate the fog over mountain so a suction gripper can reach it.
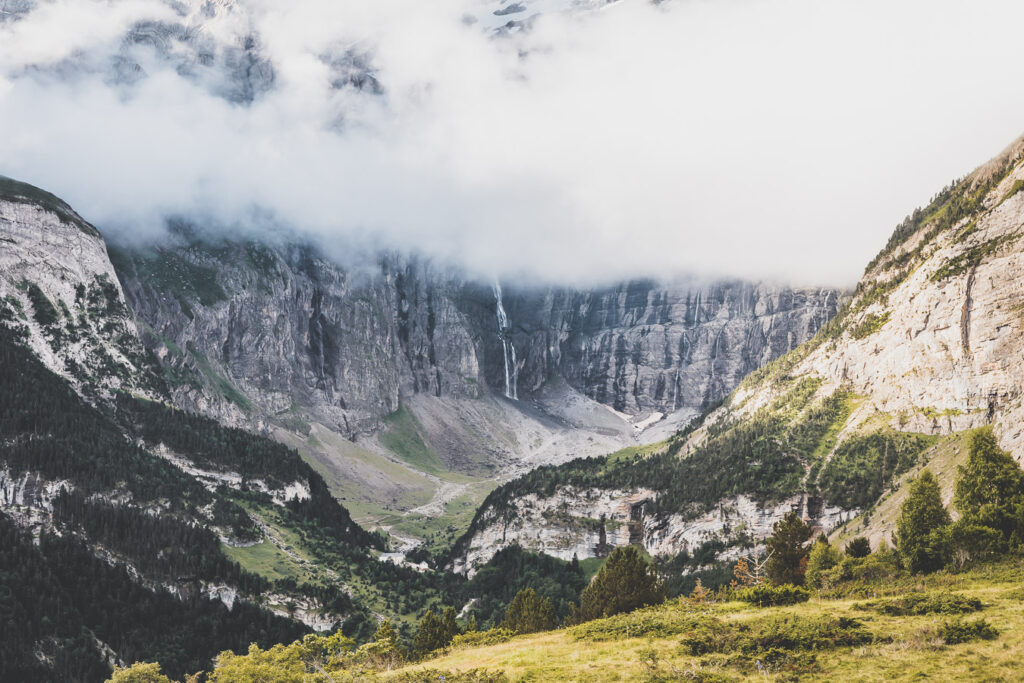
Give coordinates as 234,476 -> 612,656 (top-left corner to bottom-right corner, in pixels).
4,0 -> 1024,286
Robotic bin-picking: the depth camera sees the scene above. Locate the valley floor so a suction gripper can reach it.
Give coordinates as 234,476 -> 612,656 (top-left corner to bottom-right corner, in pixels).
389,561 -> 1024,681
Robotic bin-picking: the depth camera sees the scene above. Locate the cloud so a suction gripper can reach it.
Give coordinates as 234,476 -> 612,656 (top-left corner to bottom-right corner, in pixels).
3,0 -> 1024,287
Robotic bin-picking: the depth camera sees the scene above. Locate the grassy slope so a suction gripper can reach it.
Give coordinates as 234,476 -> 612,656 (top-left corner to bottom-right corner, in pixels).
389,561 -> 1024,681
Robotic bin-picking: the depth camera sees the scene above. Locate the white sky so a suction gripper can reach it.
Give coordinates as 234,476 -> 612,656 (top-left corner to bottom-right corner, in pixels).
3,0 -> 1024,287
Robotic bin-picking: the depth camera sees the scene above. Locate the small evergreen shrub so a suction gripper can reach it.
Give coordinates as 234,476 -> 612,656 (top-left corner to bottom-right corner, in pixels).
857,593 -> 982,617
680,614 -> 874,656
449,628 -> 515,649
940,618 -> 998,645
734,584 -> 810,607
571,606 -> 700,642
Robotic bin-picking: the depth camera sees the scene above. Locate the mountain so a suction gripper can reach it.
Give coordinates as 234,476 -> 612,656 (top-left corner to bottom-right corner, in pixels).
450,133 -> 1024,574
104,224 -> 839,547
0,173 -> 837,679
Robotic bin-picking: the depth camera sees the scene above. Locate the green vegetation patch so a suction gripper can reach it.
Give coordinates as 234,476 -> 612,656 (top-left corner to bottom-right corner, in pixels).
856,592 -> 982,617
379,405 -> 446,475
817,430 -> 935,509
850,311 -> 891,340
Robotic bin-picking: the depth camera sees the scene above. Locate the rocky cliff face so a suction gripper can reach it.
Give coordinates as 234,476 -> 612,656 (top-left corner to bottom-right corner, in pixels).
502,281 -> 839,416
0,177 -> 159,401
111,228 -> 841,444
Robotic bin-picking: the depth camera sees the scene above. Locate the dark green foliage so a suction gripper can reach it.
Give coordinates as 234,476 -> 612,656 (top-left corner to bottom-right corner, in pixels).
500,588 -> 556,634
765,511 -> 813,586
844,537 -> 872,558
454,392 -> 852,564
0,512 -> 110,683
461,545 -> 585,626
680,614 -> 872,656
940,618 -> 998,645
734,584 -> 810,607
25,282 -> 60,329
818,431 -> 932,509
896,471 -> 951,573
953,429 -> 1024,549
573,546 -> 664,622
0,325 -> 207,503
413,607 -> 461,656
210,497 -> 261,542
0,511 -> 307,682
52,491 -> 267,593
116,395 -> 381,550
857,593 -> 982,616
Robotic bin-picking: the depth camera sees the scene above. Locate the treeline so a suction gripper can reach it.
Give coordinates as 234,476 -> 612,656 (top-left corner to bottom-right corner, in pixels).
0,511 -> 307,683
459,546 -> 587,626
0,325 -> 206,505
115,395 -> 382,550
52,490 -> 267,593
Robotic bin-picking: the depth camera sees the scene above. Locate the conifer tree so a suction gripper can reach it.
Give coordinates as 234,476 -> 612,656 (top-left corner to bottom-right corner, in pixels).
896,471 -> 951,573
954,429 -> 1024,548
501,588 -> 556,634
844,536 -> 871,558
573,546 -> 663,623
765,511 -> 813,585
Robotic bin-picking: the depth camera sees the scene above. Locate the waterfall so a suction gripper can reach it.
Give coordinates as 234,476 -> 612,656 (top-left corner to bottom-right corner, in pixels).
493,281 -> 518,400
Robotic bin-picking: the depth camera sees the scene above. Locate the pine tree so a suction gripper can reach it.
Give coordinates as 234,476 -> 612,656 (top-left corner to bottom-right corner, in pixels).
573,546 -> 663,623
412,610 -> 444,657
896,471 -> 951,573
501,588 -> 556,634
954,429 -> 1024,548
844,536 -> 871,558
765,511 -> 813,586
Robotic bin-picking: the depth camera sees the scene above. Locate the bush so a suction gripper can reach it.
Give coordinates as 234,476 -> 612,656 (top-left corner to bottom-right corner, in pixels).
570,606 -> 699,642
845,537 -> 871,558
745,614 -> 873,651
857,593 -> 982,616
940,618 -> 999,645
734,584 -> 810,607
805,540 -> 842,588
680,614 -> 873,656
449,628 -> 515,650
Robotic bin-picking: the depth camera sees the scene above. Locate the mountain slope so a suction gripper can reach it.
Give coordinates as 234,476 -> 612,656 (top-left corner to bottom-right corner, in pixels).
450,132 -> 1024,573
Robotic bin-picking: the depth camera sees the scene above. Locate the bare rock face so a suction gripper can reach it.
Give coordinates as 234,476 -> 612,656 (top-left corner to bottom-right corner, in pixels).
110,229 -> 841,444
503,281 -> 840,415
729,136 -> 1024,458
0,179 -> 159,400
453,488 -> 855,576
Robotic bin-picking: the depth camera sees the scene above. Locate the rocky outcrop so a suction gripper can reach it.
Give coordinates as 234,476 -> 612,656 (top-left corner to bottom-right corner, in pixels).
0,178 -> 159,400
729,135 -> 1024,458
454,486 -> 856,574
